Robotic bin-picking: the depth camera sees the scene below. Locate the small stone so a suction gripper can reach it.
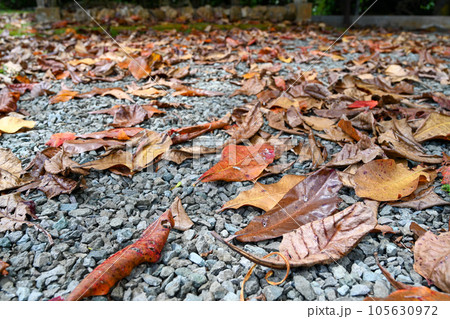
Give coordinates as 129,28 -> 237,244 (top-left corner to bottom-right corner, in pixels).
0,237 -> 11,248
217,269 -> 233,282
165,277 -> 181,297
210,281 -> 227,300
244,279 -> 259,295
8,231 -> 23,243
397,274 -> 414,284
379,205 -> 392,216
175,267 -> 190,278
110,217 -> 123,229
373,280 -> 389,298
16,287 -> 31,301
188,273 -> 208,288
210,261 -> 227,275
189,252 -> 205,266
230,214 -> 243,225
68,208 -> 91,217
294,275 -> 316,301
263,285 -> 283,301
350,284 -> 371,297
27,290 -> 43,301
362,271 -> 378,282
324,287 -> 336,301
162,173 -> 174,182
341,195 -> 356,204
323,276 -> 338,288
331,265 -> 348,279
33,252 -> 52,268
224,223 -> 239,234
110,285 -> 124,300
60,203 -> 78,211
337,285 -> 349,296
378,216 -> 394,224
53,217 -> 68,231
182,229 -> 196,241
223,292 -> 240,301
116,229 -> 133,243
386,243 -> 398,256
184,293 -> 202,301
244,245 -> 268,256
143,274 -> 162,286
160,266 -> 175,278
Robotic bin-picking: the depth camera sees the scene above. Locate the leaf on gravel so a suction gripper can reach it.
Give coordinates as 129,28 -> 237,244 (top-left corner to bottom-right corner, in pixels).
300,115 -> 336,131
161,145 -> 218,165
170,196 -> 193,231
65,209 -> 173,301
235,169 -> 342,242
367,287 -> 450,301
437,153 -> 450,185
77,127 -> 144,140
128,56 -> 151,80
62,139 -> 125,154
213,200 -> 378,268
266,111 -> 305,136
198,143 -> 275,183
327,135 -> 384,167
0,194 -> 34,232
0,90 -> 20,113
37,173 -> 80,199
80,150 -> 134,176
413,113 -> 450,142
0,148 -> 23,191
49,89 -> 78,104
0,117 -> 35,134
414,231 -> 450,293
348,100 -> 378,109
390,186 -> 449,210
76,87 -> 123,99
353,159 -> 432,201
91,104 -> 165,127
133,132 -> 172,171
46,132 -> 76,147
230,77 -> 265,97
43,150 -> 88,176
128,87 -> 168,98
172,84 -> 224,97
101,89 -> 134,102
225,104 -> 263,145
220,174 -> 306,212
0,260 -> 9,276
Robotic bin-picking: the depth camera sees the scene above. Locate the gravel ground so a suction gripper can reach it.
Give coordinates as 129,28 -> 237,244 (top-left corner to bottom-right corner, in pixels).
0,27 -> 449,301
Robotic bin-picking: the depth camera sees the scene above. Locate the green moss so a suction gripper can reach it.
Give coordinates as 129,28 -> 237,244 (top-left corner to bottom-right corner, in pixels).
442,184 -> 450,195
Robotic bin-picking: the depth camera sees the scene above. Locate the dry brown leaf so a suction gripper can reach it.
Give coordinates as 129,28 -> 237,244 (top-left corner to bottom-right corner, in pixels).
161,146 -> 218,165
353,159 -> 432,201
0,194 -> 33,232
413,113 -> 450,142
49,89 -> 78,104
301,115 -> 336,131
170,197 -> 193,231
327,135 -> 384,167
128,56 -> 151,80
225,104 -> 263,145
101,89 -> 134,102
230,77 -> 265,96
414,231 -> 450,293
213,200 -> 378,268
220,174 -> 306,212
390,186 -> 449,210
0,148 -> 23,191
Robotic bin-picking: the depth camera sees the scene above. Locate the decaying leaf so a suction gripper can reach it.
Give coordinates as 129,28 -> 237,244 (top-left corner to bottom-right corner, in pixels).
220,174 -> 306,212
231,77 -> 265,96
65,209 -> 173,301
128,56 -> 151,80
390,186 -> 449,210
234,169 -> 342,242
327,135 -> 384,167
353,159 -> 432,201
0,116 -> 35,134
414,231 -> 450,293
225,104 -> 263,145
413,113 -> 450,142
0,148 -> 23,191
198,144 -> 275,183
170,197 -> 193,231
0,194 -> 34,232
213,200 -> 378,268
0,90 -> 20,113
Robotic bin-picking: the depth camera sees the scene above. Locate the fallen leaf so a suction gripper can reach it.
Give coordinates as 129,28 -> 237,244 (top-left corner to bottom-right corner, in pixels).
437,153 -> 450,184
0,260 -> 9,276
213,200 -> 378,268
172,84 -> 224,97
0,148 -> 23,191
161,145 -> 218,164
198,144 -> 275,183
77,127 -> 144,140
170,197 -> 193,231
327,135 -> 384,167
49,89 -> 78,104
133,132 -> 172,171
0,90 -> 20,113
0,117 -> 35,133
231,77 -> 265,96
0,194 -> 34,232
348,100 -> 378,109
169,115 -> 230,145
220,174 -> 306,212
390,186 -> 449,210
225,104 -> 263,145
101,89 -> 134,102
235,169 -> 342,242
65,209 -> 173,301
354,159 -> 432,201
46,132 -> 76,147
413,113 -> 450,142
414,231 -> 450,293
128,87 -> 167,98
337,117 -> 364,141
128,56 -> 151,80
62,139 -> 124,154
300,115 -> 336,131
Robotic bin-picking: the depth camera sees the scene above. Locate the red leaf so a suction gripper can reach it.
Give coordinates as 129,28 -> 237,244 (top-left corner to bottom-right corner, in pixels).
65,209 -> 173,301
77,128 -> 144,140
46,132 -> 77,147
348,100 -> 378,109
198,144 -> 275,183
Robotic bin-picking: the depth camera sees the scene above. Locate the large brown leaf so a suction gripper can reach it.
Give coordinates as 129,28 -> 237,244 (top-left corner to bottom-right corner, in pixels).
213,200 -> 378,268
413,113 -> 450,142
234,169 -> 342,242
327,135 -> 384,167
230,77 -> 265,97
90,104 -> 165,127
161,145 -> 218,165
353,159 -> 432,201
198,144 -> 275,183
62,139 -> 124,154
77,128 -> 144,140
225,104 -> 263,145
414,231 -> 450,293
220,174 -> 306,212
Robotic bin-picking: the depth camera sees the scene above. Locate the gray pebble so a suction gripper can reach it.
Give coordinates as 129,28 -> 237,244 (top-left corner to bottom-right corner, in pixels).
223,292 -> 240,301
8,231 -> 23,243
110,217 -> 124,228
165,276 -> 181,297
184,293 -> 202,301
53,217 -> 68,231
294,275 -> 316,301
0,237 -> 11,248
210,281 -> 227,300
33,252 -> 52,269
16,287 -> 31,301
60,203 -> 78,212
386,243 -> 398,256
337,285 -> 350,296
27,290 -> 43,301
350,284 -> 371,297
188,273 -> 208,288
263,285 -> 283,301
116,229 -> 133,243
189,252 -> 205,266
373,280 -> 390,298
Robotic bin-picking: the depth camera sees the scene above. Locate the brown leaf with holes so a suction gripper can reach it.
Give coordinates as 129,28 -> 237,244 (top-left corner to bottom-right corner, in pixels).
414,231 -> 450,293
220,174 -> 306,212
235,169 -> 342,242
213,200 -> 378,268
353,159 -> 432,201
170,197 -> 193,231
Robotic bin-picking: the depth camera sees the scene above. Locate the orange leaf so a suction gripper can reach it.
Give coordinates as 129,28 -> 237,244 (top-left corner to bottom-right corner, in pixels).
128,56 -> 151,80
365,287 -> 450,301
46,132 -> 77,147
348,100 -> 378,109
198,144 -> 275,183
49,89 -> 78,104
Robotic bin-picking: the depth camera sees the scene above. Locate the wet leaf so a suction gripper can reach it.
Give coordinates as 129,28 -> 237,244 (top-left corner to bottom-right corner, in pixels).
0,116 -> 35,133
225,104 -> 263,145
220,174 -> 306,212
170,197 -> 193,231
46,132 -> 76,147
133,132 -> 172,171
213,200 -> 378,268
65,209 -> 173,301
414,231 -> 450,293
354,159 -> 432,201
77,127 -> 144,140
413,113 -> 450,142
62,139 -> 124,154
198,144 -> 275,183
161,145 -> 218,165
235,169 -> 342,242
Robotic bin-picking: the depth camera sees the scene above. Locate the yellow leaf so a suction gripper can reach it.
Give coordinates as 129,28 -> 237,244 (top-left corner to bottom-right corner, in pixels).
414,113 -> 450,142
0,117 -> 35,133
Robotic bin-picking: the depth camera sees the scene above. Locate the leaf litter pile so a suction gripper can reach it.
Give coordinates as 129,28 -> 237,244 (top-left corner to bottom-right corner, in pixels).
0,16 -> 449,301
